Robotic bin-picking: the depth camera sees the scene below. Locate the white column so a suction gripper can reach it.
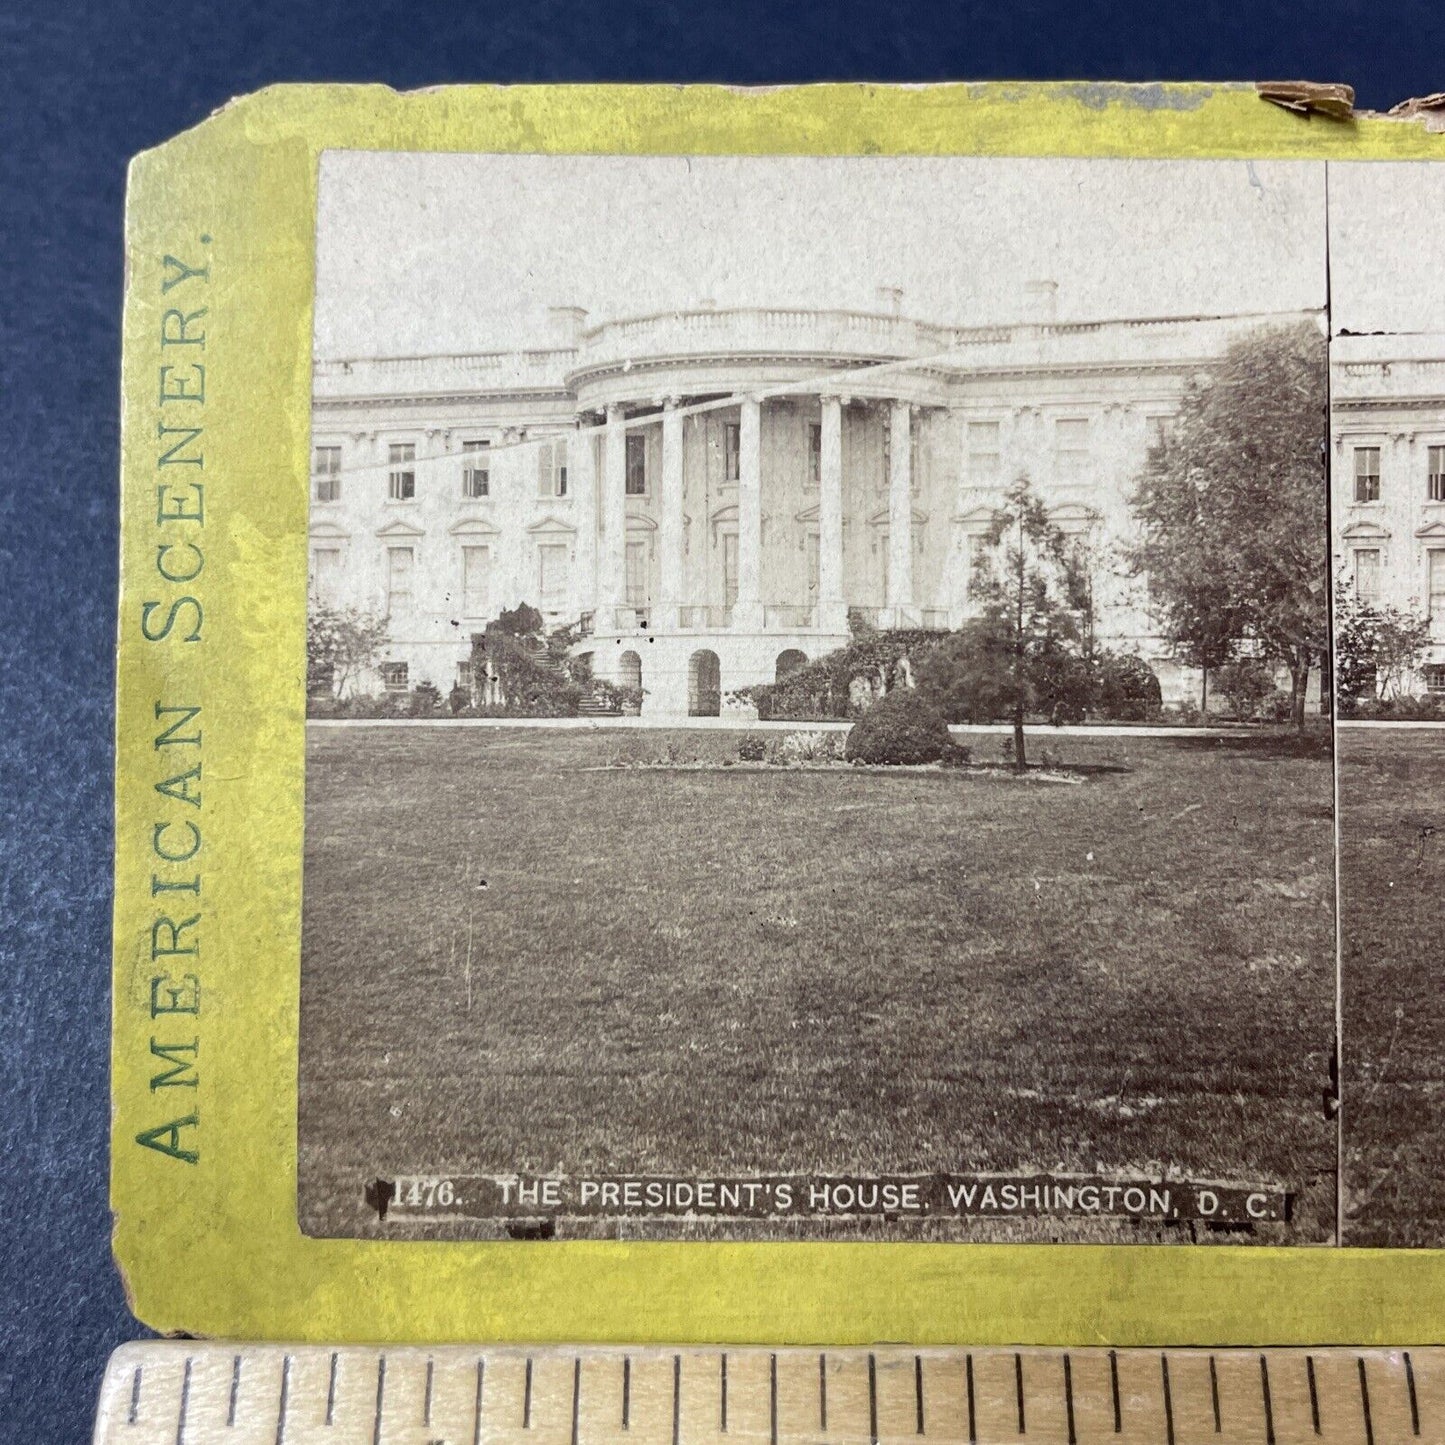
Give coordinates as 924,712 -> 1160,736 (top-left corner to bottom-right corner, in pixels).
818,395 -> 847,632
735,396 -> 763,629
659,398 -> 685,630
569,418 -> 597,621
602,404 -> 628,622
888,400 -> 914,622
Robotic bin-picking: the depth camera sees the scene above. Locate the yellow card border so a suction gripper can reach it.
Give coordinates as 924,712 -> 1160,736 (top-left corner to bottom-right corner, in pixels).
114,81 -> 1445,1344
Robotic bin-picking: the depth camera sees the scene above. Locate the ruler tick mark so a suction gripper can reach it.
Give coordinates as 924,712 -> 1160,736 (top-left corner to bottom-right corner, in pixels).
230,1355 -> 243,1429
1063,1354 -> 1076,1445
128,1365 -> 141,1427
175,1357 -> 193,1445
818,1354 -> 827,1432
1109,1350 -> 1121,1434
1406,1351 -> 1421,1436
1014,1353 -> 1025,1435
868,1354 -> 879,1445
1358,1356 -> 1375,1445
965,1355 -> 976,1445
524,1358 -> 533,1429
622,1355 -> 631,1430
770,1354 -> 778,1445
571,1357 -> 581,1445
1161,1355 -> 1175,1445
372,1355 -> 387,1445
276,1355 -> 293,1445
1260,1355 -> 1275,1445
425,1358 -> 435,1428
720,1352 -> 727,1434
1306,1355 -> 1320,1435
672,1354 -> 681,1445
914,1355 -> 925,1435
472,1359 -> 485,1445
1210,1356 -> 1221,1435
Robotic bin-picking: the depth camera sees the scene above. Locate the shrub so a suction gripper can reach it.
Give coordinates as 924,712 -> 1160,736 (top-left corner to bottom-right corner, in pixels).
1094,651 -> 1163,721
1032,647 -> 1095,725
406,681 -> 442,717
754,630 -> 950,721
1216,657 -> 1276,720
914,618 -> 1015,723
737,735 -> 766,762
780,729 -> 843,763
844,689 -> 952,765
940,741 -> 972,768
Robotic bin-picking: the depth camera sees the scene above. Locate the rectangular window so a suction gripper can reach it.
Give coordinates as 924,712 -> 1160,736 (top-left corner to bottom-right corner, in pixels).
462,439 -> 490,498
379,661 -> 409,693
808,423 -> 822,485
722,533 -> 739,607
966,534 -> 991,595
309,546 -> 341,596
388,442 -> 416,501
806,532 -> 821,596
1054,417 -> 1090,481
966,421 -> 1001,483
625,540 -> 649,608
724,422 -> 740,483
538,439 -> 569,498
313,445 -> 342,502
625,433 -> 647,496
386,545 -> 414,613
1431,549 -> 1445,619
1425,664 -> 1445,695
1354,446 -> 1381,503
1353,547 -> 1381,601
1430,445 -> 1445,503
461,545 -> 490,617
538,543 -> 568,605
1145,415 -> 1175,452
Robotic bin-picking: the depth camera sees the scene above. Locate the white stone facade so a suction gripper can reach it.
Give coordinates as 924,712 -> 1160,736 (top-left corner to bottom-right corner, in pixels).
1332,334 -> 1445,694
310,304 -> 1315,716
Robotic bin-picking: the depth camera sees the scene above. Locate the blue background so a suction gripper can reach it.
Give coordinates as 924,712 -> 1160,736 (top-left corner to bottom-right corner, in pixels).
3,2 -> 1442,1438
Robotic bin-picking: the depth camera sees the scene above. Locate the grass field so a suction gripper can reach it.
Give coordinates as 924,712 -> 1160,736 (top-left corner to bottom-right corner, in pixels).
298,725 -> 1336,1241
1339,728 -> 1445,1246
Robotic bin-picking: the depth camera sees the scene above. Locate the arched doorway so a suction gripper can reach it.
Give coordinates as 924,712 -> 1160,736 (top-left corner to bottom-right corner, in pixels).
688,650 -> 721,716
775,648 -> 808,683
618,650 -> 642,693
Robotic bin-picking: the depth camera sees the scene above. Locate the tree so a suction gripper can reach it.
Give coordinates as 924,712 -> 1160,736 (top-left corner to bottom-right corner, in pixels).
1333,581 -> 1431,705
307,602 -> 389,698
467,604 -> 585,714
1131,322 -> 1328,727
971,474 -> 1089,769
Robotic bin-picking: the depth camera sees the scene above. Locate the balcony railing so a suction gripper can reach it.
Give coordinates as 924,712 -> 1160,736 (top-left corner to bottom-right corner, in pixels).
677,605 -> 733,630
763,603 -> 817,630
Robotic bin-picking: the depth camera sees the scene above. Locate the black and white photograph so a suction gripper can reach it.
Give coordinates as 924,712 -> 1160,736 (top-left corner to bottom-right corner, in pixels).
1330,163 -> 1445,1248
298,154 -> 1337,1242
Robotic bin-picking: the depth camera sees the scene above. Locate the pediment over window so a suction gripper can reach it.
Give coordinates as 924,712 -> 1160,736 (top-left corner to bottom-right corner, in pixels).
709,503 -> 738,527
795,503 -> 820,524
309,520 -> 350,540
1050,502 -> 1101,535
528,514 -> 578,536
952,505 -> 1002,535
867,505 -> 929,528
625,511 -> 658,532
1416,520 -> 1445,540
375,518 -> 426,539
1342,519 -> 1393,541
449,516 -> 500,537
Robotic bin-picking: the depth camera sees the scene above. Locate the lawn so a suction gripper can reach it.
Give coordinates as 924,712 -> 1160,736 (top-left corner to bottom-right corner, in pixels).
1339,728 -> 1445,1247
299,726 -> 1336,1242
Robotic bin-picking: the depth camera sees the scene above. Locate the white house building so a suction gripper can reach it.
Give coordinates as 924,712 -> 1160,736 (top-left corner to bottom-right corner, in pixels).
309,300 -> 1315,716
1332,334 -> 1445,694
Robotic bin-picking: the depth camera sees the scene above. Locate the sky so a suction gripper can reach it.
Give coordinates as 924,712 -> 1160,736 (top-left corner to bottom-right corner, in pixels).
313,154 -> 1329,359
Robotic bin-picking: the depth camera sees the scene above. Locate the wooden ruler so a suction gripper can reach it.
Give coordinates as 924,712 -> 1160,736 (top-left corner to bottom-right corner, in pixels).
96,1343 -> 1439,1445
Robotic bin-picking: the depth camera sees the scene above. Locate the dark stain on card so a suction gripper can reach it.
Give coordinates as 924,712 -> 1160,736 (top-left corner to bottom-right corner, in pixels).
365,1178 -> 396,1221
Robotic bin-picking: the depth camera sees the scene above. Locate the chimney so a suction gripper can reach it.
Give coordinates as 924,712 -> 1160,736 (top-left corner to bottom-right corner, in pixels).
1024,279 -> 1058,322
876,285 -> 904,317
548,305 -> 589,344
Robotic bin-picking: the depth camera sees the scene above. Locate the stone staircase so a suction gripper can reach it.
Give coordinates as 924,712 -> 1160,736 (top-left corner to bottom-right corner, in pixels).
522,638 -> 621,717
